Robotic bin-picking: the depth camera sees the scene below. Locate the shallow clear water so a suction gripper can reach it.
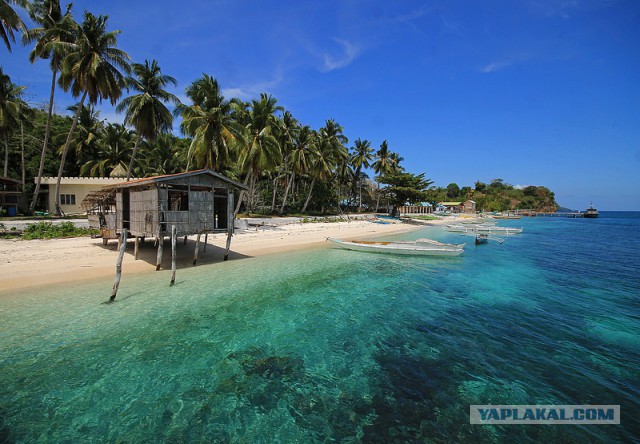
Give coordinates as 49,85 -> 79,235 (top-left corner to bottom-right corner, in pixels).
1,213 -> 639,442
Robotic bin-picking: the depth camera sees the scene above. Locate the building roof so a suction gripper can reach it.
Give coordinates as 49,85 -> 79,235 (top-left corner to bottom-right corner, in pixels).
104,169 -> 248,191
37,176 -> 135,185
439,201 -> 463,206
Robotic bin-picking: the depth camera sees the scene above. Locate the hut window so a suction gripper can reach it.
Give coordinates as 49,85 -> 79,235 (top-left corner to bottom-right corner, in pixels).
61,194 -> 76,205
169,190 -> 189,211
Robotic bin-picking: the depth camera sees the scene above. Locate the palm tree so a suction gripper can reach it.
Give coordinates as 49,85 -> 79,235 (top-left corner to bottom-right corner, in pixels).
350,138 -> 373,211
0,67 -> 28,176
372,140 -> 394,211
276,111 -> 299,213
138,133 -> 183,176
80,123 -> 133,176
23,0 -> 75,212
313,119 -> 349,213
0,0 -> 26,51
53,12 -> 130,215
64,103 -> 103,169
280,124 -> 316,214
389,152 -> 404,172
178,74 -> 243,171
237,93 -> 283,214
116,59 -> 180,180
301,132 -> 337,213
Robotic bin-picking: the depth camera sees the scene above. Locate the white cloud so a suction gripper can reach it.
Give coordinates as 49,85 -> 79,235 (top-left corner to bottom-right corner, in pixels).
322,38 -> 361,72
222,70 -> 284,101
480,60 -> 512,73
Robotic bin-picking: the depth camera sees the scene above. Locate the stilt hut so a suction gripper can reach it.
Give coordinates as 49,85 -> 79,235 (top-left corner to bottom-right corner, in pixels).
90,169 -> 247,266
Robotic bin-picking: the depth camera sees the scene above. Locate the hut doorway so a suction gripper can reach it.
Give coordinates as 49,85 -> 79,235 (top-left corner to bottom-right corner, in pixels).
122,189 -> 130,230
214,192 -> 228,229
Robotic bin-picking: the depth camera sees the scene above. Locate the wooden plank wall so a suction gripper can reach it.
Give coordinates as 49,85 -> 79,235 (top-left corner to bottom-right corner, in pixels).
129,188 -> 158,237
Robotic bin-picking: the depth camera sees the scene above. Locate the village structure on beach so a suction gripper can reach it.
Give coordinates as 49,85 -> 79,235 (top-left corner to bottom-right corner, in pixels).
81,169 -> 248,268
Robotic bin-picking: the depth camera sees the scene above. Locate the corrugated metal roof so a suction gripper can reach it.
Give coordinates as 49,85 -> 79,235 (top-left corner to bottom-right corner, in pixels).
439,201 -> 463,206
103,169 -> 248,191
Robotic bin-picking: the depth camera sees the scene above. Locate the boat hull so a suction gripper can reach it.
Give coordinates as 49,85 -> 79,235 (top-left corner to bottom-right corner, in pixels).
445,224 -> 523,235
328,239 -> 464,257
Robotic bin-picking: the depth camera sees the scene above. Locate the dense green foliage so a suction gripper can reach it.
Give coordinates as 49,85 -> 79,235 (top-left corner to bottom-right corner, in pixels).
2,1 -> 558,216
379,172 -> 434,216
22,220 -> 97,239
426,178 -> 558,212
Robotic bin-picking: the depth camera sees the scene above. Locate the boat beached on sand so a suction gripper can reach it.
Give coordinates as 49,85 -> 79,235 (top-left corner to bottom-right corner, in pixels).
327,238 -> 465,257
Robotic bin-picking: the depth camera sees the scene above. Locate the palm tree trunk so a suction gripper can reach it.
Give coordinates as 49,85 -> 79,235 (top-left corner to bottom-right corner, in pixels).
21,123 -> 26,209
301,177 -> 316,213
126,132 -> 141,181
30,64 -> 58,213
279,171 -> 295,214
271,176 -> 278,212
3,134 -> 8,177
234,171 -> 252,216
375,179 -> 380,212
248,174 -> 257,213
54,90 -> 88,216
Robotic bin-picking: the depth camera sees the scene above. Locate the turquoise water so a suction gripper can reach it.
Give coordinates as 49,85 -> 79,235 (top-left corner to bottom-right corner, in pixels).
1,213 -> 639,442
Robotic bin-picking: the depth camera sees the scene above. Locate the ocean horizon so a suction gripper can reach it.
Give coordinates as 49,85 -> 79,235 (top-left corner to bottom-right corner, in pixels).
1,212 -> 638,442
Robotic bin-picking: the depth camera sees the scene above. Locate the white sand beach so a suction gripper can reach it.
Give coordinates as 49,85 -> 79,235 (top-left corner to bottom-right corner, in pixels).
0,217 -> 450,295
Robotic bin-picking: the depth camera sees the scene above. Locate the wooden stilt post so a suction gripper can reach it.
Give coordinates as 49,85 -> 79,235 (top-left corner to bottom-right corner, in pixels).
183,235 -> 187,245
193,232 -> 201,265
203,233 -> 208,252
170,225 -> 177,286
156,236 -> 164,270
224,231 -> 232,261
110,229 -> 128,302
224,190 -> 234,261
134,236 -> 140,260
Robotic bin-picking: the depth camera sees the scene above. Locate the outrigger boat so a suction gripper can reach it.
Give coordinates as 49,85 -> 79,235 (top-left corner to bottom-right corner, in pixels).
327,238 -> 465,257
474,234 -> 505,245
445,224 -> 523,235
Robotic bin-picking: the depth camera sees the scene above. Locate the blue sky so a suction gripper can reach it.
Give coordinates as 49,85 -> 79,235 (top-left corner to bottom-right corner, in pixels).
4,0 -> 640,210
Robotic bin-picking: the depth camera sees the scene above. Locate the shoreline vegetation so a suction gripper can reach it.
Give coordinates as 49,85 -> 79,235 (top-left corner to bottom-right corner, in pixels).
1,3 -> 557,220
0,216 -> 460,296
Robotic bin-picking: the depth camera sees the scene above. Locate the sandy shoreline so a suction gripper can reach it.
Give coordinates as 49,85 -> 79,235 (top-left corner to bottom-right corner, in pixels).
0,217 -> 450,295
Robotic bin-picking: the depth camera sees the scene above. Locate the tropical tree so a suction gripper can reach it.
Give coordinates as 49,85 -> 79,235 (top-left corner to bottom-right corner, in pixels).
280,124 -> 316,214
274,110 -> 298,212
23,0 -> 75,212
64,103 -> 103,168
350,137 -> 373,211
80,123 -> 133,176
0,67 -> 28,176
379,172 -> 434,217
138,133 -> 185,176
178,74 -> 242,171
53,12 -> 130,215
116,59 -> 180,180
237,93 -> 282,213
446,182 -> 460,199
389,152 -> 404,172
0,0 -> 26,51
372,140 -> 394,211
312,119 -> 349,213
300,122 -> 348,213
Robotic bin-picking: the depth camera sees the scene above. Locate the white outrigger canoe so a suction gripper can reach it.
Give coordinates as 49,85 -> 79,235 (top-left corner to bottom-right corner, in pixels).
327,238 -> 465,257
445,224 -> 523,235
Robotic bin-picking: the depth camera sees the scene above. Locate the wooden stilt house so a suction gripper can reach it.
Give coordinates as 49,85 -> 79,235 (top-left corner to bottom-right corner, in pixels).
86,169 -> 247,266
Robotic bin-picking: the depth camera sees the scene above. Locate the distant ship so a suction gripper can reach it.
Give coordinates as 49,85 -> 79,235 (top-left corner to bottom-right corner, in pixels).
584,203 -> 599,218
